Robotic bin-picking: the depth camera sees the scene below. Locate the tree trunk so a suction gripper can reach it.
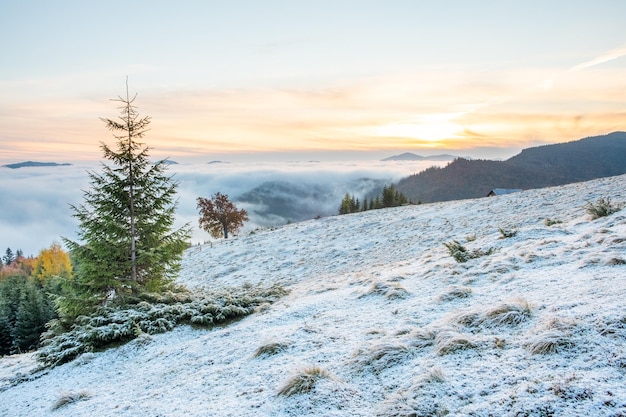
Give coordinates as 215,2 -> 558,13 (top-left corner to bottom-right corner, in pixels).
223,223 -> 229,239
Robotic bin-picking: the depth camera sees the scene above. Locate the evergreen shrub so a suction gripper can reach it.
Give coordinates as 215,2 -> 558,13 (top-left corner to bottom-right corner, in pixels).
444,240 -> 495,263
37,284 -> 287,367
585,197 -> 623,219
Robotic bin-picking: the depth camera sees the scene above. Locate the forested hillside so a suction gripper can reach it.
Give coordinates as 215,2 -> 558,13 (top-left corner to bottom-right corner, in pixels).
397,131 -> 626,203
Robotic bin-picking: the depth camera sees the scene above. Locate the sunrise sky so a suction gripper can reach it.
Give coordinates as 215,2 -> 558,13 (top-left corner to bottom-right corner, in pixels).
2,0 -> 626,163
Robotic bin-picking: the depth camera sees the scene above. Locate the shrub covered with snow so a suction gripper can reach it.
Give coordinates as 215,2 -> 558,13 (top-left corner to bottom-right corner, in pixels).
37,283 -> 287,367
444,240 -> 495,263
585,196 -> 623,219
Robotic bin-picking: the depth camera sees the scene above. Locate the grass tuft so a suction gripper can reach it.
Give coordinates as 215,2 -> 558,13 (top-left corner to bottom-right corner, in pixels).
359,282 -> 409,300
351,342 -> 410,373
456,298 -> 532,328
422,366 -> 446,383
524,317 -> 576,354
277,366 -> 331,396
438,286 -> 472,302
435,330 -> 476,355
253,342 -> 289,358
52,390 -> 91,410
407,328 -> 436,348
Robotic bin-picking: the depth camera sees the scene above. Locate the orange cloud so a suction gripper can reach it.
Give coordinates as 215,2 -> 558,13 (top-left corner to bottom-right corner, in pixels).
2,65 -> 625,162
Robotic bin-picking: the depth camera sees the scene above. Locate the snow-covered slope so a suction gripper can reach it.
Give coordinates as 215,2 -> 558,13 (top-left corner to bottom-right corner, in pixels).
1,174 -> 625,416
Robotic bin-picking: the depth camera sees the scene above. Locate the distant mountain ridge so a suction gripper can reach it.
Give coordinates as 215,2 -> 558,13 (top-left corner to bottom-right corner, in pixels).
2,161 -> 72,169
382,152 -> 457,161
397,131 -> 626,203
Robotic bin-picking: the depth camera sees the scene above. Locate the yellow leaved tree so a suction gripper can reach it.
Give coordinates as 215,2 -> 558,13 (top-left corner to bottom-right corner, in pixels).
33,242 -> 72,282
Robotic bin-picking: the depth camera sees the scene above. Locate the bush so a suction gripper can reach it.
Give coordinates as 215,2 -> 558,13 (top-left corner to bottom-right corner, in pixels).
37,284 -> 288,367
544,218 -> 562,226
585,197 -> 623,219
444,240 -> 495,263
498,227 -> 518,239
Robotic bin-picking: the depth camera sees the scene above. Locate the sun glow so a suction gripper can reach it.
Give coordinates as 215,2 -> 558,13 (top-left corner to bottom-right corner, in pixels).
373,112 -> 465,142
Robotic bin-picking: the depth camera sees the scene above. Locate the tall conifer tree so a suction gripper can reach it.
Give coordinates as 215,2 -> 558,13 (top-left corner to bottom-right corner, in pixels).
63,83 -> 190,319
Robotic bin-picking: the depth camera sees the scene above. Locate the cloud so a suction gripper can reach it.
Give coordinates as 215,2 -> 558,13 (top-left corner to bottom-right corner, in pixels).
0,160 -> 442,256
569,45 -> 626,72
3,65 -> 625,163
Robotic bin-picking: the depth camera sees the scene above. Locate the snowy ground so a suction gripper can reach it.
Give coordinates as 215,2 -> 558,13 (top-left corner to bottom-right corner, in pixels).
1,174 -> 625,416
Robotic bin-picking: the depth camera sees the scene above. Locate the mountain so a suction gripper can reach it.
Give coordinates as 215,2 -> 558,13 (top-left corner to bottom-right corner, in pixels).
2,161 -> 72,169
382,152 -> 457,161
2,174 -> 625,416
397,131 -> 626,203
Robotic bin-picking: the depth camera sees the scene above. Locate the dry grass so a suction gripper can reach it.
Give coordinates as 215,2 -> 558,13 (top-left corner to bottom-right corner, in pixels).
407,328 -> 436,348
422,366 -> 446,383
456,298 -> 532,328
277,366 -> 332,396
377,390 -> 450,417
434,330 -> 476,355
438,286 -> 472,302
52,390 -> 91,410
253,342 -> 289,358
524,317 -> 576,354
351,342 -> 410,373
359,282 -> 409,300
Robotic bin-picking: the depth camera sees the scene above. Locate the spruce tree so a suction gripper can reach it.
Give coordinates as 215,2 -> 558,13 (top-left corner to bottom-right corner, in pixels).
63,83 -> 191,320
3,248 -> 15,266
12,281 -> 53,352
339,193 -> 352,215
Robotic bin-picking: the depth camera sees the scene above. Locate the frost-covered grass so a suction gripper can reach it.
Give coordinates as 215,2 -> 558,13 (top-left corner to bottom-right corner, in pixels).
1,174 -> 626,416
277,366 -> 333,396
52,390 -> 91,410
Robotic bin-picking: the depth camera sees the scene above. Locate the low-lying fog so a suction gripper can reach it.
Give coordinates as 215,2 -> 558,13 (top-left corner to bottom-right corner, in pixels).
0,159 -> 446,256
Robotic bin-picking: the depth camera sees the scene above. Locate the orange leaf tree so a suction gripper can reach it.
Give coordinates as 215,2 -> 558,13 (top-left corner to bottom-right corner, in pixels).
197,192 -> 249,239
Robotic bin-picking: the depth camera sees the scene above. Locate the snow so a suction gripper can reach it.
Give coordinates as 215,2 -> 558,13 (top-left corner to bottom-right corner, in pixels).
1,174 -> 625,416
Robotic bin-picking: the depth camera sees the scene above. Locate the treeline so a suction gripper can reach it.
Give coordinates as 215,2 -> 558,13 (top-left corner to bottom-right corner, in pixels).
396,132 -> 626,204
339,184 -> 410,215
0,243 -> 72,354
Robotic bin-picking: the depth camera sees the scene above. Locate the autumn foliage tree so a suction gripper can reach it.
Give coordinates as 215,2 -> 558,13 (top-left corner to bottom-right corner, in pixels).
0,242 -> 68,354
197,192 -> 249,239
32,242 -> 72,282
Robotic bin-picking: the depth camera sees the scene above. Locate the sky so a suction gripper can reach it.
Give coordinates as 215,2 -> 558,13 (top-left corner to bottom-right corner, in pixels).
1,0 -> 626,163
